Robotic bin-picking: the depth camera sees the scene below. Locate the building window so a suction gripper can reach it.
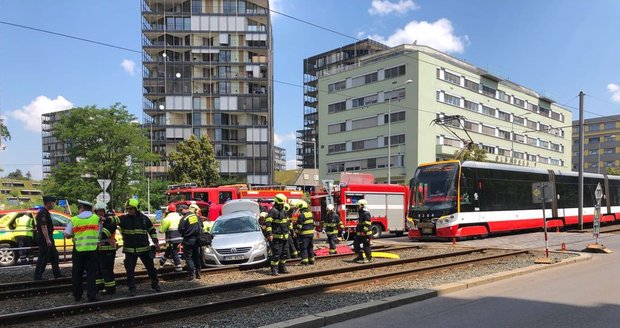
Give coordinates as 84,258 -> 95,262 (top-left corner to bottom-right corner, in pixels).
352,138 -> 379,151
481,106 -> 495,117
328,122 -> 346,134
498,110 -> 510,121
498,91 -> 510,102
605,135 -> 616,142
590,149 -> 599,155
538,156 -> 549,164
328,80 -> 346,93
589,124 -> 600,132
385,88 -> 406,101
527,103 -> 538,112
351,116 -> 378,130
539,107 -> 550,117
385,111 -> 406,123
514,134 -> 525,143
444,93 -> 461,107
513,116 -> 525,125
328,143 -> 346,154
464,121 -> 479,132
527,154 -> 537,162
550,158 -> 561,166
513,151 -> 524,159
482,85 -> 496,97
328,101 -> 346,114
481,125 -> 495,136
588,137 -> 600,143
384,65 -> 406,79
442,137 -> 461,147
444,71 -> 460,85
605,161 -> 614,167
482,145 -> 495,154
352,94 -> 378,107
464,100 -> 478,112
605,148 -> 615,154
352,72 -> 378,87
464,79 -> 479,92
498,130 -> 511,140
605,122 -> 616,129
384,134 -> 405,146
512,97 -> 525,108
526,120 -> 537,129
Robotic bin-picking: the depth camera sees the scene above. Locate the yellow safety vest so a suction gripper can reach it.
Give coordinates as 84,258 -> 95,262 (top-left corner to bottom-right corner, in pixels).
71,214 -> 100,252
14,215 -> 34,237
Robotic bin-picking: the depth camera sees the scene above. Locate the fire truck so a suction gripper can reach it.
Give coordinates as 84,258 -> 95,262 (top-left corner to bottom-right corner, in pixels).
166,183 -> 304,220
311,182 -> 409,239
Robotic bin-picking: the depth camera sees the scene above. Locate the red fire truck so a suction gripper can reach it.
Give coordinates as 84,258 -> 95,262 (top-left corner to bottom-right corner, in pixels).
166,183 -> 304,220
311,183 -> 409,238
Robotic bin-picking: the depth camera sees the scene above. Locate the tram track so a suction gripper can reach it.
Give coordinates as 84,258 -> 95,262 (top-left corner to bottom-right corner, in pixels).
0,244 -> 407,299
0,248 -> 529,327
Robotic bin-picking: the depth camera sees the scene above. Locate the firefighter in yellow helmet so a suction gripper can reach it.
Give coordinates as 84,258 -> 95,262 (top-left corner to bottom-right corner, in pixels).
265,193 -> 291,275
295,200 -> 315,265
324,203 -> 345,254
353,199 -> 373,263
94,201 -> 118,294
285,201 -> 299,259
106,198 -> 161,296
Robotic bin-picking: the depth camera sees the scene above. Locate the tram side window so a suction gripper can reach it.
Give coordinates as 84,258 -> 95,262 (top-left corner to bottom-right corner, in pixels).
476,169 -> 545,211
609,180 -> 620,207
583,178 -> 600,207
556,177 -> 578,208
460,168 -> 475,212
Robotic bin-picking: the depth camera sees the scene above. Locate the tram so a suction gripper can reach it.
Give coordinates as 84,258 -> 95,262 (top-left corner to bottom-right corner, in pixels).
407,160 -> 620,239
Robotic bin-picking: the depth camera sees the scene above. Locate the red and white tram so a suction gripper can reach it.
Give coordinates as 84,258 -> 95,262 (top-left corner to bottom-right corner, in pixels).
408,160 -> 620,239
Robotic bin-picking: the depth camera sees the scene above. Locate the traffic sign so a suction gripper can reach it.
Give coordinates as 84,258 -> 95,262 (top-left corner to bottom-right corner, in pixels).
96,192 -> 111,203
595,183 -> 603,205
532,182 -> 554,204
98,179 -> 111,191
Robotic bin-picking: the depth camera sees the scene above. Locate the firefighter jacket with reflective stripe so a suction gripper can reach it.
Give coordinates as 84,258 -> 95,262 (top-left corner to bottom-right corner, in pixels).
108,212 -> 157,254
324,211 -> 344,235
98,214 -> 117,252
296,209 -> 315,236
356,208 -> 372,236
71,214 -> 100,252
160,212 -> 182,242
178,213 -> 202,238
14,215 -> 34,237
265,206 -> 290,239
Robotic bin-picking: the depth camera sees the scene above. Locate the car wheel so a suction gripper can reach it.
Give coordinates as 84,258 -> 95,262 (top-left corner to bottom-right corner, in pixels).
0,243 -> 17,267
371,224 -> 383,239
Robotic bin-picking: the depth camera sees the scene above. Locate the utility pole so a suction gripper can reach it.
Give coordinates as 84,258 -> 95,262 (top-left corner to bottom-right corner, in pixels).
578,91 -> 585,230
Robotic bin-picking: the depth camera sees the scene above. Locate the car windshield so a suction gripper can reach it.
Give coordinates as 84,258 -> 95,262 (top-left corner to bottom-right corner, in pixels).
211,216 -> 260,235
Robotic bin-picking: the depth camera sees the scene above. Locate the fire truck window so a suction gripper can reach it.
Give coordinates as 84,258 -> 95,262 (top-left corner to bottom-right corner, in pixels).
219,191 -> 233,204
194,192 -> 209,202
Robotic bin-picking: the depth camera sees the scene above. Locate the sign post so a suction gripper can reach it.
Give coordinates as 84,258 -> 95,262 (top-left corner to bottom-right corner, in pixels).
585,183 -> 612,253
532,182 -> 555,264
97,179 -> 112,204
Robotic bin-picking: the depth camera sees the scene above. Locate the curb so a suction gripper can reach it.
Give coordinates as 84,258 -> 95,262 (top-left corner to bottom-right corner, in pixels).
259,252 -> 591,328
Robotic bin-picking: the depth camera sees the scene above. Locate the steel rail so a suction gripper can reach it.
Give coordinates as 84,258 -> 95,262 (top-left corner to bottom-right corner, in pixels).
0,247 -> 489,325
74,249 -> 528,328
0,245 -> 412,298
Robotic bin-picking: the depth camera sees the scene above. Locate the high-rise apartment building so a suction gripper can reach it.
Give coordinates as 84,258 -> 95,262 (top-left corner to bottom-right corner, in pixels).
318,44 -> 572,184
297,39 -> 388,169
571,115 -> 620,173
142,0 -> 273,185
274,146 -> 286,171
42,109 -> 73,178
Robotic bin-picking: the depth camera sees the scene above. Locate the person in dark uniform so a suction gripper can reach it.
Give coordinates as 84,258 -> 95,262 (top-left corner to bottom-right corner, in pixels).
94,201 -> 117,294
64,200 -> 100,302
265,193 -> 291,276
178,204 -> 203,280
33,195 -> 64,280
107,198 -> 161,296
324,203 -> 345,254
295,200 -> 316,265
285,202 -> 299,259
352,199 -> 373,263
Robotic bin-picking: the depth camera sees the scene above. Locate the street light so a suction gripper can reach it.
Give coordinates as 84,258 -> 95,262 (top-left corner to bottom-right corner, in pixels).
387,79 -> 412,184
598,135 -> 616,174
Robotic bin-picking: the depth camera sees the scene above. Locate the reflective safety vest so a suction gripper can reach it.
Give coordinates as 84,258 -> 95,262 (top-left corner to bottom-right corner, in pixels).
71,214 -> 100,252
15,215 -> 34,237
296,209 -> 315,236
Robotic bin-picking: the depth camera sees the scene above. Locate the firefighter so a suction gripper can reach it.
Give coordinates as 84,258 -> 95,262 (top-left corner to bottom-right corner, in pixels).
296,200 -> 315,265
352,199 -> 373,263
64,200 -> 100,302
265,193 -> 291,275
159,203 -> 182,272
178,204 -> 203,280
285,202 -> 299,259
94,201 -> 117,294
34,195 -> 65,280
107,198 -> 161,296
324,203 -> 345,255
13,213 -> 35,264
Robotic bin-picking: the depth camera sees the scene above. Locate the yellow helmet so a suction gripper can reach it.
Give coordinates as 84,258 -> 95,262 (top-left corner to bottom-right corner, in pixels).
284,203 -> 291,211
274,193 -> 287,205
125,198 -> 139,208
189,204 -> 200,213
326,203 -> 335,211
357,199 -> 368,207
296,200 -> 308,209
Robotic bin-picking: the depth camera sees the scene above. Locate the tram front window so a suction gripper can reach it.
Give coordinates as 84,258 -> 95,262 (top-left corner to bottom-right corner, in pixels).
409,162 -> 459,218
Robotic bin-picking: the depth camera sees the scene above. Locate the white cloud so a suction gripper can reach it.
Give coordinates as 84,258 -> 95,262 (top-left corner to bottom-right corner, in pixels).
274,132 -> 296,146
9,95 -> 73,132
368,0 -> 419,16
286,159 -> 298,170
121,59 -> 136,76
369,18 -> 467,53
608,83 -> 620,103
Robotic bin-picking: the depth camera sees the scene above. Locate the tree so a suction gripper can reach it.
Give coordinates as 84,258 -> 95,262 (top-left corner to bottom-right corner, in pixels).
6,169 -> 25,180
0,117 -> 9,143
458,144 -> 488,162
41,103 -> 156,209
168,134 -> 220,186
131,178 -> 171,212
25,171 -> 32,180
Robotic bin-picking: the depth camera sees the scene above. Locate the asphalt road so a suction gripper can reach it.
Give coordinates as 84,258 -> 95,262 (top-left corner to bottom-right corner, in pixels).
328,234 -> 620,328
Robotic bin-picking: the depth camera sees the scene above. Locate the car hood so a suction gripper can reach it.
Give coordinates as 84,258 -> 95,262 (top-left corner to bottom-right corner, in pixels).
211,231 -> 265,248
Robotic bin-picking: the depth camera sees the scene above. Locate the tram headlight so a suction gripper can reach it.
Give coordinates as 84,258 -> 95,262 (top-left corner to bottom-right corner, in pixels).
437,215 -> 455,225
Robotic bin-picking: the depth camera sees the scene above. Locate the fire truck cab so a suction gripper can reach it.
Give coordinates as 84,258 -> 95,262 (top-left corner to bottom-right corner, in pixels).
312,183 -> 409,239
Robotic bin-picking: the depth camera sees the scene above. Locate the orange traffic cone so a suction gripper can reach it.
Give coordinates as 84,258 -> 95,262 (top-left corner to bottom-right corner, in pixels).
561,242 -> 566,252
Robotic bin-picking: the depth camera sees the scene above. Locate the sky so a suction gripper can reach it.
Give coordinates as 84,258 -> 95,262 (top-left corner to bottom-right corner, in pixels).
1,0 -> 620,180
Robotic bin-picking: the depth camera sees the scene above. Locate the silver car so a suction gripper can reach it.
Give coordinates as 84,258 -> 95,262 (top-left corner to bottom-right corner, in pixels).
202,200 -> 268,267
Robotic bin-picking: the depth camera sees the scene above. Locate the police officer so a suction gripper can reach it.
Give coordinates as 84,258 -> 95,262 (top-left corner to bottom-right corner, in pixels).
353,199 -> 373,263
324,204 -> 345,255
107,198 -> 161,296
64,200 -> 100,302
296,200 -> 315,265
94,201 -> 117,294
13,213 -> 35,264
178,204 -> 203,280
159,204 -> 182,272
34,195 -> 64,280
265,193 -> 291,275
